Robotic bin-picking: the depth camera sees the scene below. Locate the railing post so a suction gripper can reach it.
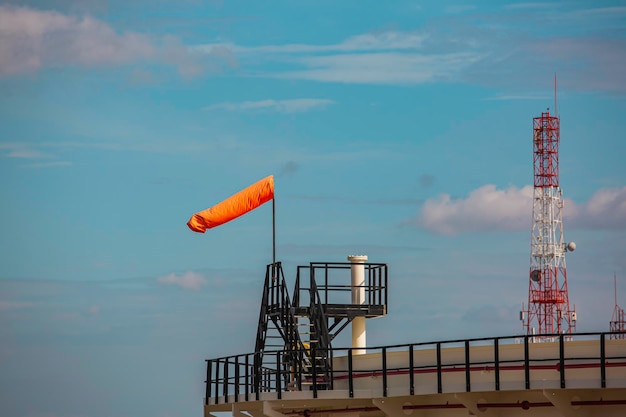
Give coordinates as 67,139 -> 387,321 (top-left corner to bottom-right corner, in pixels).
235,356 -> 240,402
494,338 -> 500,391
245,355 -> 249,402
214,359 -> 220,405
559,333 -> 565,388
276,351 -> 282,400
298,348 -> 303,391
366,266 -> 371,306
324,266 -> 329,304
205,360 -> 212,405
348,348 -> 354,398
601,333 -> 606,388
436,343 -> 442,394
254,353 -> 260,401
312,346 -> 318,399
379,266 -> 383,305
524,336 -> 530,390
382,347 -> 388,397
409,345 -> 415,396
365,266 -> 369,305
224,358 -> 229,403
465,340 -> 471,392
374,266 -> 378,306
384,265 -> 388,305
329,348 -> 334,390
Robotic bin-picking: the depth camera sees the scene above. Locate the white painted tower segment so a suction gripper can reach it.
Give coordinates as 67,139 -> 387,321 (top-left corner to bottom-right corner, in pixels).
348,255 -> 367,354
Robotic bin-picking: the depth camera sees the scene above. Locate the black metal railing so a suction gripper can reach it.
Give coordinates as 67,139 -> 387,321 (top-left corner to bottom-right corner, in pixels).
205,331 -> 626,405
294,262 -> 388,314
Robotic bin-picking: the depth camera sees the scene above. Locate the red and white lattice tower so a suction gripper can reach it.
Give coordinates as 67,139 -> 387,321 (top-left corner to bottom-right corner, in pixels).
521,108 -> 577,339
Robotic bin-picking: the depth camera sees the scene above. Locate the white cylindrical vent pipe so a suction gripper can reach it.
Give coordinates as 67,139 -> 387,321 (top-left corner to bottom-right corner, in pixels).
348,255 -> 368,355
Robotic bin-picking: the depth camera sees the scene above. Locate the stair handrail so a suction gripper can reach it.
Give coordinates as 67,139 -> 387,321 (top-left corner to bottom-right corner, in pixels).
308,267 -> 333,388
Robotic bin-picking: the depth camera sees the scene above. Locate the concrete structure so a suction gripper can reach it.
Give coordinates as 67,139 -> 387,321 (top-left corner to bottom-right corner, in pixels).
204,334 -> 626,417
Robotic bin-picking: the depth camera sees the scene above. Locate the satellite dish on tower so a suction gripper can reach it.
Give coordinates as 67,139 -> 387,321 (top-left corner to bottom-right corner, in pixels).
567,242 -> 576,252
531,269 -> 542,282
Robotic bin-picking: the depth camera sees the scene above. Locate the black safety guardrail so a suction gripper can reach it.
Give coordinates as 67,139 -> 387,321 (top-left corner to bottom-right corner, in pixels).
205,331 -> 626,405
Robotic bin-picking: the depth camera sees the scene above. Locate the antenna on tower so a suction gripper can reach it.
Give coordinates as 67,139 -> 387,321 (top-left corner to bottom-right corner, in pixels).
613,272 -> 617,305
554,73 -> 558,117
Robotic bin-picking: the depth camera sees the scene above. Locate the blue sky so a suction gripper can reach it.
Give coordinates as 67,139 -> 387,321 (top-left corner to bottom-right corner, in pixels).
1,1 -> 625,416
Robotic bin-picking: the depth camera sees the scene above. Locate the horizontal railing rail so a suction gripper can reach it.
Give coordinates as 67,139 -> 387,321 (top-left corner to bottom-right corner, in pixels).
205,331 -> 626,405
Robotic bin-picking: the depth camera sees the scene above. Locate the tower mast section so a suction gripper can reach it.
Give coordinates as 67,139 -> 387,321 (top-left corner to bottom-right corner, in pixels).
521,101 -> 576,340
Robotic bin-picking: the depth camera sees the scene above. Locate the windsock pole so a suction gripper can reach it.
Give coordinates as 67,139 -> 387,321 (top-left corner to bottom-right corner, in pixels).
272,198 -> 276,265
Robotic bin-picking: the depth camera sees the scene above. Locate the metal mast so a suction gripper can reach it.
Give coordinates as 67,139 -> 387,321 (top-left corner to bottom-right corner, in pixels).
521,107 -> 577,339
610,274 -> 625,339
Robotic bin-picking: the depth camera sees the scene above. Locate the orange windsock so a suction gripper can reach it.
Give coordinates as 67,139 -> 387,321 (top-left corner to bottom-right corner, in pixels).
187,175 -> 274,233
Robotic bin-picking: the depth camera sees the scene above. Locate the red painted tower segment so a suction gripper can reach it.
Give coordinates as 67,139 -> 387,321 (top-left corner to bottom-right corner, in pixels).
533,113 -> 559,188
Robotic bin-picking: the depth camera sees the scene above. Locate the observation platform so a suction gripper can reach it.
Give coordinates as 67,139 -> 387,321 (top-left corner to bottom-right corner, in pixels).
204,333 -> 626,417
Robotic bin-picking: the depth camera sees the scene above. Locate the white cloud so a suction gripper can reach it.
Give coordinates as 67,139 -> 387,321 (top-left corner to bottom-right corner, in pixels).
0,301 -> 35,311
338,32 -> 425,51
483,94 -> 551,101
1,143 -> 70,167
1,143 -> 50,159
194,31 -> 464,85
416,184 -> 534,235
204,98 -> 334,113
573,6 -> 626,16
0,5 -> 235,77
0,5 -> 149,74
503,2 -> 558,10
193,11 -> 626,92
414,184 -> 626,235
570,186 -> 626,230
157,271 -> 207,290
280,52 -> 482,84
195,29 -> 480,85
21,161 -> 73,168
445,5 -> 477,14
6,148 -> 49,159
195,31 -> 425,55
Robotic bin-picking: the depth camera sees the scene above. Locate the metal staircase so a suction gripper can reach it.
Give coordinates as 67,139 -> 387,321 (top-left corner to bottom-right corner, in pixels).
253,263 -> 303,392
299,271 -> 333,389
253,260 -> 388,394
